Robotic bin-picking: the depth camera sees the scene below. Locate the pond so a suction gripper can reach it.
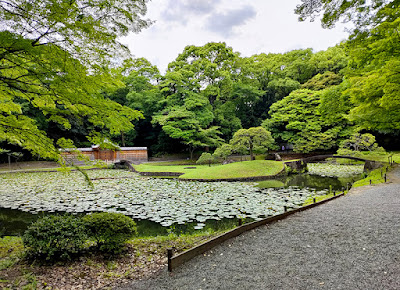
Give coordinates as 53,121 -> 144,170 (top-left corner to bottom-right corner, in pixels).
0,164 -> 364,236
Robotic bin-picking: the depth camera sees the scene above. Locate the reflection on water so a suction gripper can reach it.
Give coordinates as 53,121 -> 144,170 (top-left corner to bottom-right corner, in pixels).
257,173 -> 362,191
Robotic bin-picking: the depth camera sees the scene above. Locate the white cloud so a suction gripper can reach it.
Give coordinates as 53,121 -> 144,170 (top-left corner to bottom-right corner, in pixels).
121,0 -> 350,73
161,0 -> 222,24
205,5 -> 257,37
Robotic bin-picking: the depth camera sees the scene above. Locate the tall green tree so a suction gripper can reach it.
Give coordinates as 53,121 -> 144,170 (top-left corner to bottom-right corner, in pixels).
153,70 -> 223,159
263,89 -> 353,153
344,5 -> 400,132
166,42 -> 243,140
296,1 -> 400,136
107,58 -> 162,148
0,0 -> 151,158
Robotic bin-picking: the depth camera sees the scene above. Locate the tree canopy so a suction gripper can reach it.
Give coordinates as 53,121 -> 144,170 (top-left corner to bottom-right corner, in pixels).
2,0 -> 399,161
0,0 -> 151,159
295,0 -> 397,33
229,127 -> 274,160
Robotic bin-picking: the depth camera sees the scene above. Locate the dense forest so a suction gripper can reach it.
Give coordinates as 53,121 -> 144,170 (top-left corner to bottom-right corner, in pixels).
1,0 -> 399,162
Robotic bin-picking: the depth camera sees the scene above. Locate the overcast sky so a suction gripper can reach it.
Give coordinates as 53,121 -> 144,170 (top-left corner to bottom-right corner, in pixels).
122,0 -> 350,73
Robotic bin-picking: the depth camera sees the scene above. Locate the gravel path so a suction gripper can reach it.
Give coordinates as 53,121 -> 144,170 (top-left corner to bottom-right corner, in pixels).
117,167 -> 400,290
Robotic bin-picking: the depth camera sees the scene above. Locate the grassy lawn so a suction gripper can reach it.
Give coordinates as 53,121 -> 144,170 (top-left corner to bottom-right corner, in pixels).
133,160 -> 284,180
143,160 -> 197,166
179,160 -> 284,180
352,167 -> 388,187
133,163 -> 214,174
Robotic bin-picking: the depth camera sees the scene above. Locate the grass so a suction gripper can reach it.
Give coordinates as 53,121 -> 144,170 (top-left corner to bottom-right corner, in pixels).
179,160 -> 284,180
302,193 -> 337,206
0,237 -> 24,271
350,151 -> 400,163
133,163 -> 214,174
352,167 -> 388,187
134,160 -> 285,180
143,160 -> 196,166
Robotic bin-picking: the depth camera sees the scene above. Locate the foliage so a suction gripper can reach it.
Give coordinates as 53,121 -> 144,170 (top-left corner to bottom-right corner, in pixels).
153,67 -> 224,158
340,133 -> 383,151
295,0 -> 396,33
229,127 -> 275,160
0,0 -> 150,159
264,89 -> 352,153
108,57 -> 162,148
196,153 -> 215,167
213,144 -> 233,162
301,71 -> 343,91
296,1 -> 400,134
0,0 -> 151,66
344,5 -> 400,132
22,215 -> 88,261
83,212 -> 137,255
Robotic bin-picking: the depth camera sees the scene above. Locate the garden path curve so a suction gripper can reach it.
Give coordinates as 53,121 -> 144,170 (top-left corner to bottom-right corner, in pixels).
116,166 -> 400,290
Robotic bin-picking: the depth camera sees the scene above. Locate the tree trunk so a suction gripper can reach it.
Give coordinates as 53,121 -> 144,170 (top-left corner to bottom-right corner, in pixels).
121,132 -> 126,147
189,146 -> 195,160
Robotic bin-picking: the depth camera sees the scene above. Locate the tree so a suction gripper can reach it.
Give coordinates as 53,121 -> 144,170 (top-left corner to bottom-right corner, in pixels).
107,58 -> 162,148
0,0 -> 151,159
344,8 -> 400,132
196,152 -> 214,167
153,70 -> 223,159
295,1 -> 400,133
295,0 -> 397,33
302,71 -> 343,91
229,127 -> 275,160
263,89 -> 353,153
231,82 -> 265,128
1,0 -> 151,66
213,144 -> 233,163
340,133 -> 381,151
166,42 -> 243,140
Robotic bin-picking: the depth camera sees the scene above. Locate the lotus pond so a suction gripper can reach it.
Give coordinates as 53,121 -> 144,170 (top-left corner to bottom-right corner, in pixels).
0,164 -> 364,236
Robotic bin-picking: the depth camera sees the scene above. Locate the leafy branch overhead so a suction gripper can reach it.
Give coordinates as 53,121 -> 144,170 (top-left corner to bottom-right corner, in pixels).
0,0 -> 151,158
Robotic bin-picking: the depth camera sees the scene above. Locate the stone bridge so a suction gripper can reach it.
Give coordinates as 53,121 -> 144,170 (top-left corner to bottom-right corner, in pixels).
284,155 -> 383,172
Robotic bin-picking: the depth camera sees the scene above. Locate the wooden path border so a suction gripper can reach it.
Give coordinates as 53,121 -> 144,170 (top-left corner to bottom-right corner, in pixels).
168,192 -> 344,272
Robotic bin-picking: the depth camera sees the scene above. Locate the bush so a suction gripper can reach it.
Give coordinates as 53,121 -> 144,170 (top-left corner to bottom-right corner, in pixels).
196,152 -> 216,166
83,212 -> 137,254
23,215 -> 88,261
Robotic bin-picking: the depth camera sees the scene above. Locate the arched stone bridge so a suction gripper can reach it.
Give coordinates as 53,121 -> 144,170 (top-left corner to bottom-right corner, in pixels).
284,155 -> 383,172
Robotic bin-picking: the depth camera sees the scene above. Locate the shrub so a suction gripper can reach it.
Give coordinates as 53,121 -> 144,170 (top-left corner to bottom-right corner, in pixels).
196,152 -> 216,166
83,212 -> 137,254
23,215 -> 88,261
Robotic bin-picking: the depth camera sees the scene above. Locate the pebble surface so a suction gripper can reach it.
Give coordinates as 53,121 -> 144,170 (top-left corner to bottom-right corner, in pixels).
116,167 -> 400,290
